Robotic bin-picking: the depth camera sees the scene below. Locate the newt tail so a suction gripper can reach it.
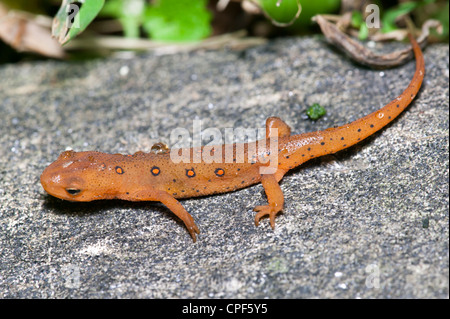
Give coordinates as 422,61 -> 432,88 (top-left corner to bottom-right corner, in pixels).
279,34 -> 425,169
41,35 -> 425,242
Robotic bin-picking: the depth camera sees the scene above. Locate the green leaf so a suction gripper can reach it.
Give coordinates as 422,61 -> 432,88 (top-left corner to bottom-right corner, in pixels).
358,23 -> 369,40
100,0 -> 145,38
120,17 -> 141,39
381,1 -> 418,33
52,0 -> 105,45
351,10 -> 369,40
142,0 -> 211,42
430,1 -> 449,41
100,0 -> 123,16
258,0 -> 302,26
351,11 -> 363,28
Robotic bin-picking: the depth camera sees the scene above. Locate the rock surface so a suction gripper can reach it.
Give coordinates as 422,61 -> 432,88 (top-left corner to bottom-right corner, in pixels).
0,37 -> 448,298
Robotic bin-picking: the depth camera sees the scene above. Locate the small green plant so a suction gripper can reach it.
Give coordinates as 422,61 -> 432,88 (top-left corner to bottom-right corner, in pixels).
351,0 -> 447,40
381,1 -> 420,33
101,0 -> 145,38
53,0 -> 105,45
306,103 -> 327,120
351,11 -> 369,40
258,0 -> 340,28
142,0 -> 212,42
258,0 -> 302,26
53,0 -> 212,44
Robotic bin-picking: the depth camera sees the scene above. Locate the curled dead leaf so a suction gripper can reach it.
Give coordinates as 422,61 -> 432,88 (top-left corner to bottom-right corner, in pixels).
313,14 -> 442,69
0,3 -> 65,59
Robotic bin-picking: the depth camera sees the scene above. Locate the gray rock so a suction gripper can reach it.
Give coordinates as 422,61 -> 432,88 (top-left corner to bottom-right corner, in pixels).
0,37 -> 448,298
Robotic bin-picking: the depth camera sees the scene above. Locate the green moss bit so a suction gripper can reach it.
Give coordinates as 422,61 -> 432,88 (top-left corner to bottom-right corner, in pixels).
306,103 -> 327,120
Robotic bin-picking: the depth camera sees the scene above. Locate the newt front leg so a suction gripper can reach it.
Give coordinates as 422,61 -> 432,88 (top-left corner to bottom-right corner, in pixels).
127,189 -> 200,242
158,193 -> 200,242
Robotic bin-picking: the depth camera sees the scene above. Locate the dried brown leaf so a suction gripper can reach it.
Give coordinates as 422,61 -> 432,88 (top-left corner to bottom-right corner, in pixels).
0,3 -> 65,58
313,14 -> 441,69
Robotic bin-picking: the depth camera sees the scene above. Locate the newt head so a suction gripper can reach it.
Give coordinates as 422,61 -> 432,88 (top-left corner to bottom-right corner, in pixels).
40,150 -> 123,202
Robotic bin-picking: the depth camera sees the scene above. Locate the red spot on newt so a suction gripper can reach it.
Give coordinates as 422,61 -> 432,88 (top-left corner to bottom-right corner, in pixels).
151,166 -> 160,176
215,168 -> 225,177
186,168 -> 196,178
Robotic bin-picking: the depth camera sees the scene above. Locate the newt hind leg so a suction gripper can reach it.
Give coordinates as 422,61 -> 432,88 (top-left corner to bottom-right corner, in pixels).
254,169 -> 287,229
265,117 -> 291,138
255,117 -> 290,229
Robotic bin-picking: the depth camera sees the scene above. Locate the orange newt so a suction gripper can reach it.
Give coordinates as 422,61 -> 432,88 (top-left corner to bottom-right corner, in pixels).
41,35 -> 424,242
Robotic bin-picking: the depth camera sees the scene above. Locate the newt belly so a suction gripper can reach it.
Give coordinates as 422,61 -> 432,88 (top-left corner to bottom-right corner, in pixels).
41,35 -> 425,242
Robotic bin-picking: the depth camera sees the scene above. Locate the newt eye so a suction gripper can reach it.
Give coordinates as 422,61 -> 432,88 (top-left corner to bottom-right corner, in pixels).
66,188 -> 81,196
